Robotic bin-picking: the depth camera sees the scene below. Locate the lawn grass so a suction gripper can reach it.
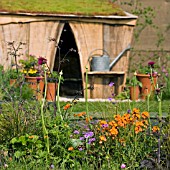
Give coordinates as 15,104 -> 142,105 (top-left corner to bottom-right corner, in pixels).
61,100 -> 170,118
0,0 -> 125,16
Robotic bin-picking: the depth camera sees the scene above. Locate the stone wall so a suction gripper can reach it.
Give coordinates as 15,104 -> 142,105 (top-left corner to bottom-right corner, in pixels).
115,0 -> 170,74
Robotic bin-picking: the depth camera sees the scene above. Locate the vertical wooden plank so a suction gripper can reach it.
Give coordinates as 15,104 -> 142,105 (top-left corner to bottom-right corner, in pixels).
0,23 -> 29,69
29,21 -> 60,69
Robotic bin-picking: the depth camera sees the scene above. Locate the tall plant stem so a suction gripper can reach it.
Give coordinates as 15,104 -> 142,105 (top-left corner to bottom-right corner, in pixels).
85,66 -> 89,118
56,71 -> 63,120
41,72 -> 49,154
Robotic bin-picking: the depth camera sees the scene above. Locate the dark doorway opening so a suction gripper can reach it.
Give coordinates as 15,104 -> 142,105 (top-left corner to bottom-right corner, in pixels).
53,23 -> 83,97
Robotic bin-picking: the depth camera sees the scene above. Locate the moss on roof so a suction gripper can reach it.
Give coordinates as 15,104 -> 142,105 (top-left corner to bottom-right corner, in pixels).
0,0 -> 126,16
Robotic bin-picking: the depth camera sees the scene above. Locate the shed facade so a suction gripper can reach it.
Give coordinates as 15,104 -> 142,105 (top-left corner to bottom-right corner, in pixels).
0,12 -> 137,98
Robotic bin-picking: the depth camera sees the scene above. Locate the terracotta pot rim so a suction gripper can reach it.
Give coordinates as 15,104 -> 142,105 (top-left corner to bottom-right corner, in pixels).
136,74 -> 157,78
25,76 -> 44,79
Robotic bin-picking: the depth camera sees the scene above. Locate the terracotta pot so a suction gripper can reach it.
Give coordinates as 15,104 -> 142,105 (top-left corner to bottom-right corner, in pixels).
25,76 -> 44,100
46,82 -> 58,102
129,86 -> 140,101
136,74 -> 157,100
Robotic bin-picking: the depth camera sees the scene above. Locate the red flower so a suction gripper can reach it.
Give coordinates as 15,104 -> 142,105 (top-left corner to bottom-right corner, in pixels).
148,61 -> 155,68
38,57 -> 47,65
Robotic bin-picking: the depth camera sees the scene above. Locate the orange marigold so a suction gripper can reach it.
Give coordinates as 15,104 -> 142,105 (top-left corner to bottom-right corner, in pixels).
135,126 -> 143,134
135,121 -> 144,127
109,127 -> 118,136
74,112 -> 86,117
100,120 -> 107,125
63,103 -> 71,110
132,108 -> 140,114
114,114 -> 122,121
142,111 -> 150,119
68,147 -> 74,151
99,136 -> 107,141
108,120 -> 117,127
85,116 -> 93,123
132,112 -> 140,119
152,126 -> 160,133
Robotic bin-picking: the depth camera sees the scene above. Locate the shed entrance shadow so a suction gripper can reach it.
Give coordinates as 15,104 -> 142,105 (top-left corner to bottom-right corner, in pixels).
53,23 -> 83,97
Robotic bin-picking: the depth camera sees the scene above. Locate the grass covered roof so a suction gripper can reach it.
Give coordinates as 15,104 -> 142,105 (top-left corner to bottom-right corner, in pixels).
0,0 -> 126,16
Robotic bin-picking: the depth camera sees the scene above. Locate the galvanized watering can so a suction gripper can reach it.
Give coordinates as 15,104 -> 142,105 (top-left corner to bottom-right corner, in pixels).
88,44 -> 131,71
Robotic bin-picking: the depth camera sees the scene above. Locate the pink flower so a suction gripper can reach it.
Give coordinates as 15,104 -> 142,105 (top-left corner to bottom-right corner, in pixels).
121,163 -> 126,169
38,57 -> 47,65
109,82 -> 114,87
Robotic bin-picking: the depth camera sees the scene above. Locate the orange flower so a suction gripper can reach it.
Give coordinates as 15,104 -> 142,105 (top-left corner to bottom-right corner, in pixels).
114,114 -> 122,121
74,112 -> 86,117
135,121 -> 144,127
28,135 -> 34,139
135,126 -> 143,134
132,112 -> 140,119
142,111 -> 150,119
122,113 -> 131,123
142,120 -> 149,127
117,120 -> 125,127
152,126 -> 160,133
63,103 -> 71,110
108,120 -> 117,127
100,120 -> 107,126
68,147 -> 74,151
109,127 -> 118,136
85,116 -> 93,123
99,136 -> 107,142
132,108 -> 140,114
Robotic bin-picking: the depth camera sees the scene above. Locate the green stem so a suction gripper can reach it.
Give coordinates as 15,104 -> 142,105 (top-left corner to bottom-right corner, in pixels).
41,72 -> 49,154
56,71 -> 63,120
85,66 -> 89,118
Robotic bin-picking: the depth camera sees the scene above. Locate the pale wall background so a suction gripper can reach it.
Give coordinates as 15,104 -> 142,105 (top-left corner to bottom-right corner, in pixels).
115,0 -> 170,73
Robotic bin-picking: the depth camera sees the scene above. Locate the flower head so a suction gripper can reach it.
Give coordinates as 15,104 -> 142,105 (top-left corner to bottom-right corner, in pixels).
73,130 -> 80,134
109,82 -> 114,87
148,61 -> 155,68
68,147 -> 74,151
78,147 -> 83,151
152,126 -> 160,133
38,57 -> 47,65
63,103 -> 71,110
121,163 -> 126,169
50,164 -> 55,169
84,131 -> 94,138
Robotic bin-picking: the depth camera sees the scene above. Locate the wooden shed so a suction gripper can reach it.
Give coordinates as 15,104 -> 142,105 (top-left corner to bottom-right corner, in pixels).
0,1 -> 137,99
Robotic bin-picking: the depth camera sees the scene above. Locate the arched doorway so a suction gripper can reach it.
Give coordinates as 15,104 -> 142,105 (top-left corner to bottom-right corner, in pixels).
53,22 -> 83,97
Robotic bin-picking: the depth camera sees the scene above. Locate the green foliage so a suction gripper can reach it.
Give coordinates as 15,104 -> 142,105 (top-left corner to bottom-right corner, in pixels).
129,74 -> 142,87
19,54 -> 38,70
47,71 -> 59,83
0,0 -> 125,16
161,61 -> 170,99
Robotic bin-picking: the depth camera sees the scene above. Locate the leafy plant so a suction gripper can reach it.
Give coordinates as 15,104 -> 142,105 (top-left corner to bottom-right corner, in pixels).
47,71 -> 59,83
19,54 -> 43,77
129,72 -> 142,87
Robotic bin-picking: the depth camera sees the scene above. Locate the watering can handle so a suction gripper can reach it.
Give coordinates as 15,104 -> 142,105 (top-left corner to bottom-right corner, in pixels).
87,49 -> 110,62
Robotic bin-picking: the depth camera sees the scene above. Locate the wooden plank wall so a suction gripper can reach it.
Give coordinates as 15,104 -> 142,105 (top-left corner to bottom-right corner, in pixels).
0,24 -> 29,69
104,24 -> 135,86
0,21 -> 60,70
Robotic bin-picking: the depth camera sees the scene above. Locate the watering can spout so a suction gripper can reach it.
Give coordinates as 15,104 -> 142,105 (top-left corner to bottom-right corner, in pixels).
109,44 -> 131,70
